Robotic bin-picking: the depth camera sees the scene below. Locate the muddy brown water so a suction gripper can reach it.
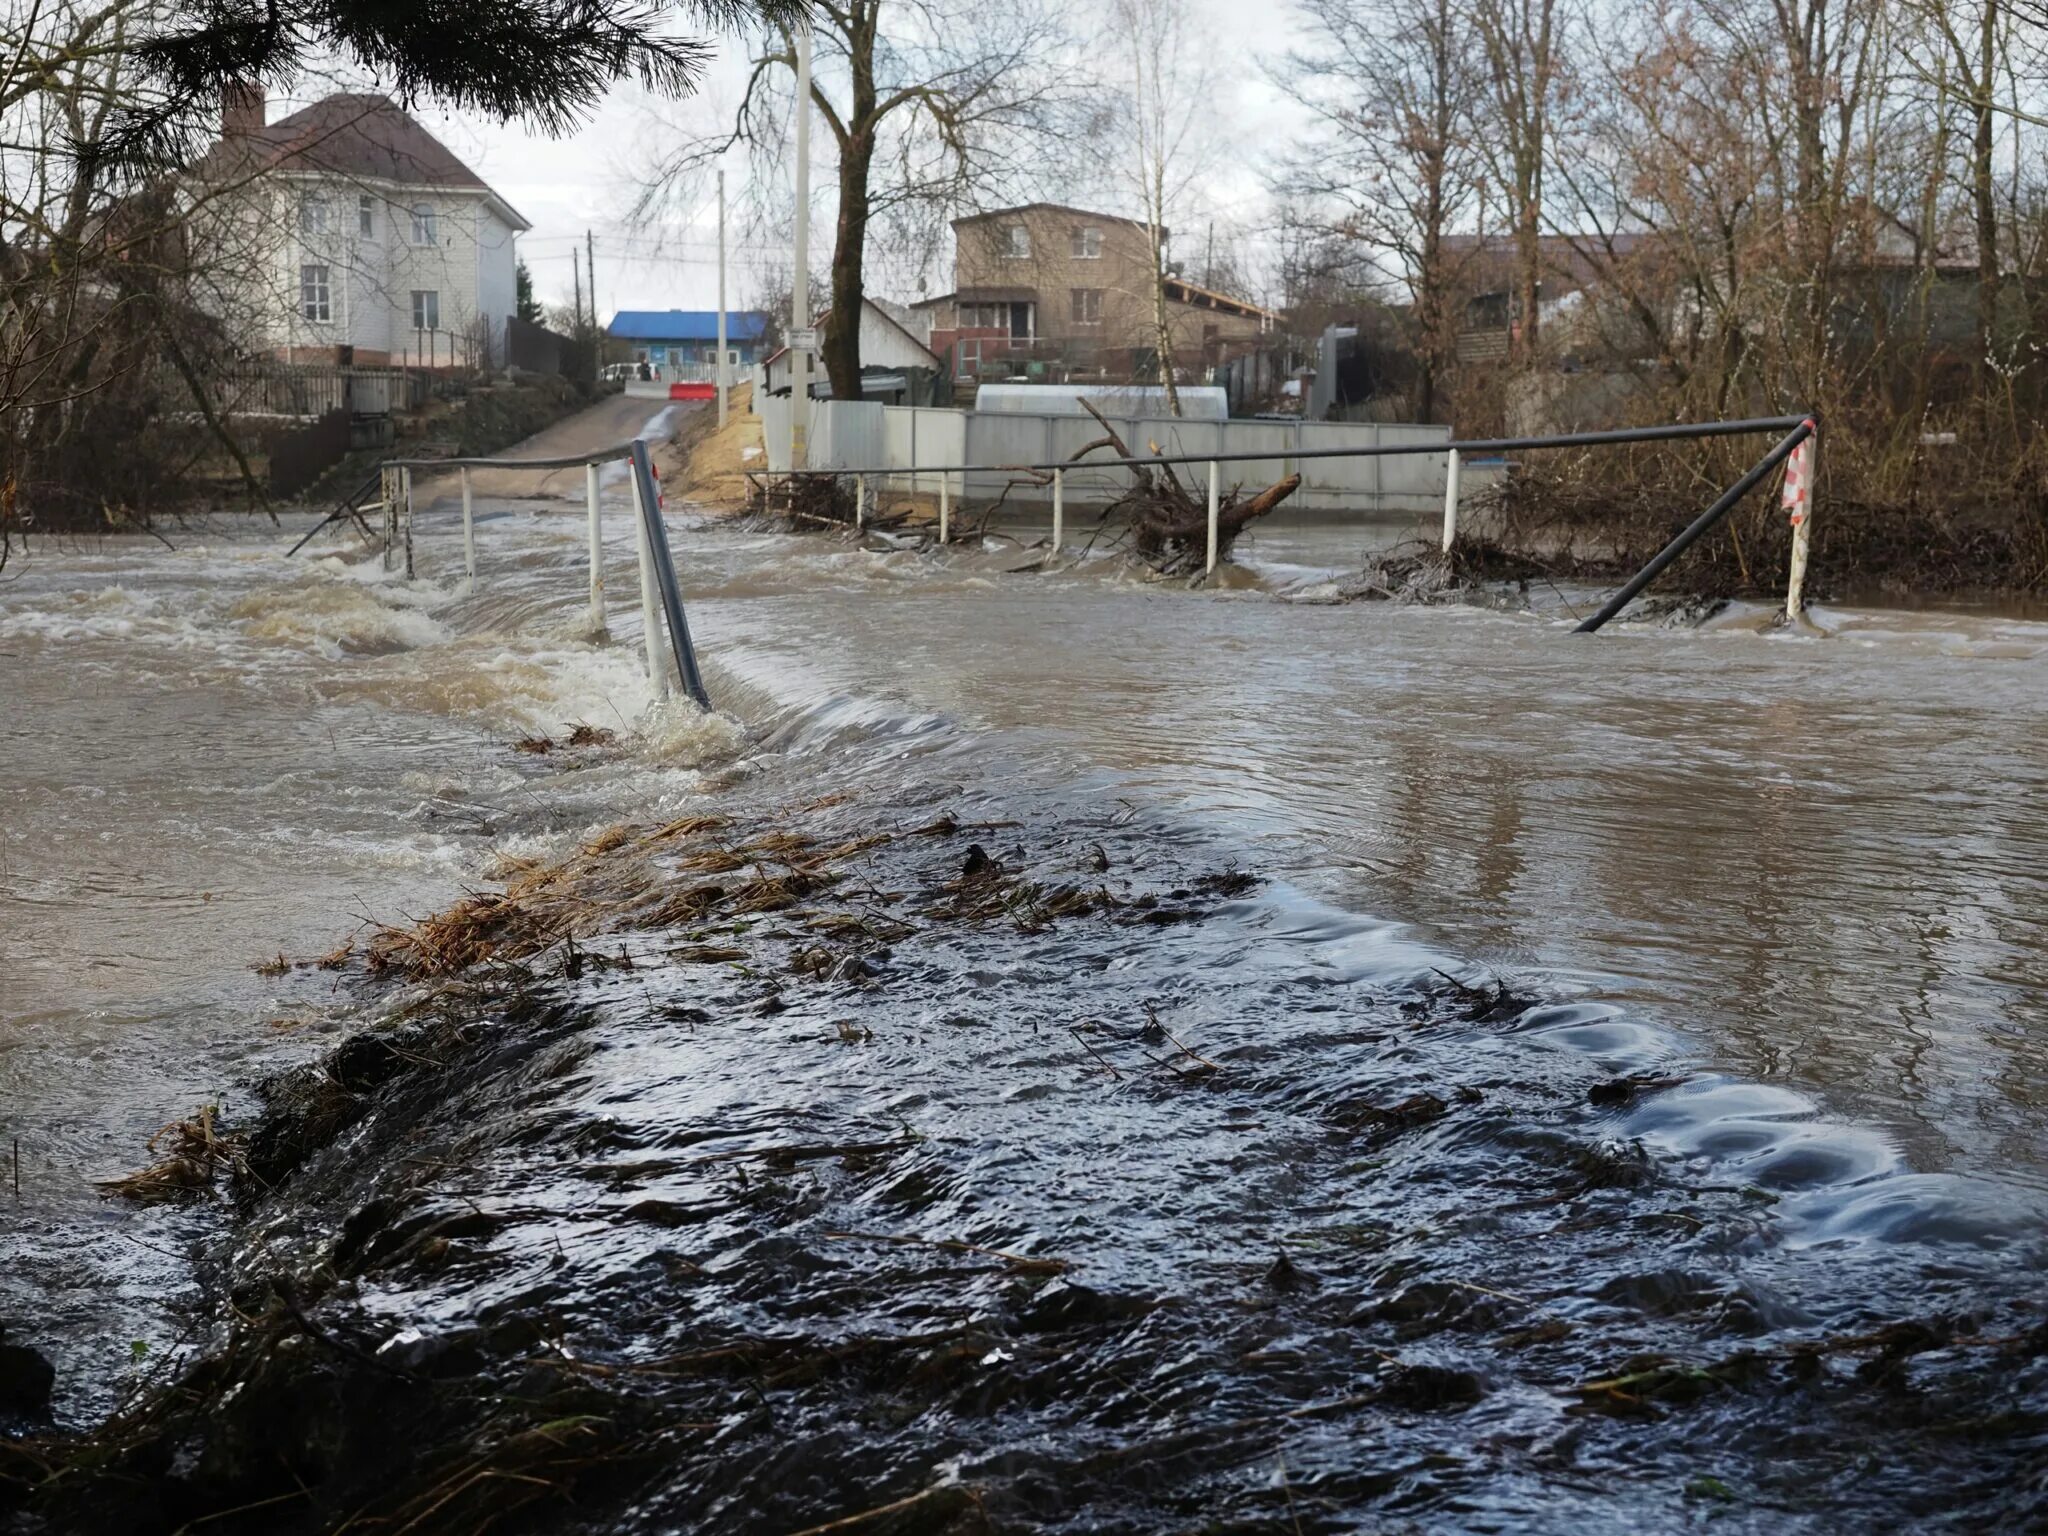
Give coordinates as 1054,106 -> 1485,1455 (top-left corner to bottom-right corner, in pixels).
1,473 -> 2045,1529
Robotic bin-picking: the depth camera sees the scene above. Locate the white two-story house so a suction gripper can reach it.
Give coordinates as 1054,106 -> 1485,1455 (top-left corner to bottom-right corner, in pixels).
192,86 -> 528,368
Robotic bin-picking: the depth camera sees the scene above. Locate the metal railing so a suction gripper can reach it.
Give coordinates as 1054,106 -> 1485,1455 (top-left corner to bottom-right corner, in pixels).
762,412 -> 1820,632
288,439 -> 712,708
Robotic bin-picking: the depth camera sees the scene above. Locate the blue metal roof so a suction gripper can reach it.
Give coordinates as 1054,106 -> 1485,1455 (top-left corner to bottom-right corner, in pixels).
607,309 -> 768,342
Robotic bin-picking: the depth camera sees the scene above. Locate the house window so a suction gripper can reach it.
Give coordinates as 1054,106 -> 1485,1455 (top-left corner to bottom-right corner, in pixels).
1002,224 -> 1029,258
411,290 -> 440,330
299,196 -> 329,235
960,303 -> 1006,329
358,194 -> 375,237
1071,226 -> 1101,259
410,203 -> 436,245
1070,288 -> 1103,325
300,264 -> 330,322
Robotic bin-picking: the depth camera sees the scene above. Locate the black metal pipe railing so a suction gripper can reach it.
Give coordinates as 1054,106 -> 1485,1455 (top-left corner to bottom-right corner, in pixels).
1572,419 -> 1816,634
299,440 -> 715,709
627,439 -> 711,709
761,413 -> 1813,479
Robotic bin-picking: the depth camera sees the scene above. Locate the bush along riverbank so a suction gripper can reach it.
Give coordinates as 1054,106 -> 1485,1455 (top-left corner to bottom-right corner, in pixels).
1465,432 -> 2048,605
5,729 -> 2046,1535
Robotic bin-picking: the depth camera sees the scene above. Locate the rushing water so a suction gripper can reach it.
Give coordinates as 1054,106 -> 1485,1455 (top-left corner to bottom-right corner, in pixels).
2,464 -> 2045,1527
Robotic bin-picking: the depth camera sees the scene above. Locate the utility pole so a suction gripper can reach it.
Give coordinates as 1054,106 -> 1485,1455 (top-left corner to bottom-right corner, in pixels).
791,22 -> 812,470
585,229 -> 597,333
572,254 -> 583,332
717,168 -> 729,430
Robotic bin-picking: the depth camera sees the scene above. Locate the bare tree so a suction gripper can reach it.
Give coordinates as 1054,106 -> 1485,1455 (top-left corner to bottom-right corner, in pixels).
1277,0 -> 1486,421
1095,0 -> 1220,416
1908,0 -> 2012,384
638,1 -> 1084,401
1468,0 -> 1565,365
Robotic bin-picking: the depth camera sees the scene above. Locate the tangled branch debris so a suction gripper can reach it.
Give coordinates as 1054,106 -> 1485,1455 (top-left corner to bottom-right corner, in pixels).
1070,401 -> 1300,579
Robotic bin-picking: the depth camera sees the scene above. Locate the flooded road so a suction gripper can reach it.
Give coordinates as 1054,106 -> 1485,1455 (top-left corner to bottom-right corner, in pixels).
2,449 -> 2046,1528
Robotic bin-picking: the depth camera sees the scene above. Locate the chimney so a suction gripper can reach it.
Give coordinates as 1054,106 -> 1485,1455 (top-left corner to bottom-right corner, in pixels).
222,79 -> 264,140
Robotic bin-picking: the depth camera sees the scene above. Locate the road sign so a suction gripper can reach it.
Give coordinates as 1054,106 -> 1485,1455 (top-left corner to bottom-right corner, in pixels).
788,326 -> 817,351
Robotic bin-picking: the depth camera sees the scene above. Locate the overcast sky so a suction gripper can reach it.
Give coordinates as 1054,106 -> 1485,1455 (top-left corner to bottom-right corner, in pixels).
271,0 -> 1299,322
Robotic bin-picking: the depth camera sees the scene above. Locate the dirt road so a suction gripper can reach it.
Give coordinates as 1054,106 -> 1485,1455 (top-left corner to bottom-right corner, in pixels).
418,390 -> 699,502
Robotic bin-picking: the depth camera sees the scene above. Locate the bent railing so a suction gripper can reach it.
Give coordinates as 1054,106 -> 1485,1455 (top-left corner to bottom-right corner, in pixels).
763,412 -> 1820,631
292,438 -> 712,709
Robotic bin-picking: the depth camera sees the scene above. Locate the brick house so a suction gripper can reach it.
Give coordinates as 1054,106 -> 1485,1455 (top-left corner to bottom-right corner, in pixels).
911,203 -> 1276,391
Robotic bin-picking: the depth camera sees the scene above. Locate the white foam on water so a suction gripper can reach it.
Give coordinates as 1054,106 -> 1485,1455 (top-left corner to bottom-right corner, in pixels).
638,697 -> 747,766
229,579 -> 453,657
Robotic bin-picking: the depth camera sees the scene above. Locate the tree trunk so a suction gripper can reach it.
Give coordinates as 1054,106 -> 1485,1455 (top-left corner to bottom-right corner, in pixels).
1152,256 -> 1182,415
821,2 -> 880,402
1514,163 -> 1541,362
824,128 -> 874,402
1970,0 -> 1999,394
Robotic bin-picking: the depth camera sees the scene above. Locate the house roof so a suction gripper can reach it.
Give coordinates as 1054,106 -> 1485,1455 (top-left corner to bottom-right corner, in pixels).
760,298 -> 938,368
1438,232 -> 1661,292
1163,275 -> 1280,322
195,94 -> 529,227
608,310 -> 770,342
952,202 -> 1151,233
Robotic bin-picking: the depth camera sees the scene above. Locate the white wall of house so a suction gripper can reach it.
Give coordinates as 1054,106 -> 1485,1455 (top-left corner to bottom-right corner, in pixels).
258,175 -> 519,364
764,299 -> 939,394
856,301 -> 938,371
474,203 -> 520,365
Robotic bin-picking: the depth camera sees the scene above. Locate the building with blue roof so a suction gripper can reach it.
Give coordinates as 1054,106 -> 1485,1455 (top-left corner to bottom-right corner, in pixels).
607,309 -> 770,372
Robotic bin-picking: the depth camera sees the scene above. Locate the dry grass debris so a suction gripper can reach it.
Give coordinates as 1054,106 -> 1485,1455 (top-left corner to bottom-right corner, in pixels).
97,1105 -> 246,1204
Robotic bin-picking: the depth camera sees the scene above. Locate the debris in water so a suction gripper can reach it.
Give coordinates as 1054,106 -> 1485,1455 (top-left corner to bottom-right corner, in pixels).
96,1105 -> 245,1204
1588,1073 -> 1689,1107
1263,1251 -> 1318,1292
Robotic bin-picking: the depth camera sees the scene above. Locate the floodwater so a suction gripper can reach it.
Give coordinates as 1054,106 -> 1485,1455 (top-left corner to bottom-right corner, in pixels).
3,461 -> 2046,1529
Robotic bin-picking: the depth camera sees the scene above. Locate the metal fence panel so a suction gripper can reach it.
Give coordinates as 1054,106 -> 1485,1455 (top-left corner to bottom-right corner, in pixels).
769,404 -> 1451,517
759,395 -> 792,472
813,401 -> 886,471
1045,415 -> 1132,504
963,413 -> 1054,500
1214,420 -> 1296,501
915,409 -> 965,499
1374,424 -> 1455,512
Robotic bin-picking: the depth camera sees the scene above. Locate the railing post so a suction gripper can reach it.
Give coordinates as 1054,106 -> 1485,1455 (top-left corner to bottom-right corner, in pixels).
401,466 -> 414,580
939,471 -> 950,544
630,459 -> 668,698
1782,433 -> 1816,622
1205,459 -> 1220,575
1052,466 -> 1064,558
380,468 -> 396,570
460,466 -> 476,591
1441,446 -> 1462,554
585,462 -> 605,633
856,473 -> 866,529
